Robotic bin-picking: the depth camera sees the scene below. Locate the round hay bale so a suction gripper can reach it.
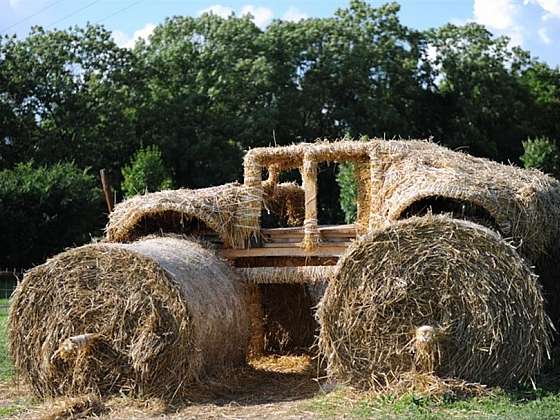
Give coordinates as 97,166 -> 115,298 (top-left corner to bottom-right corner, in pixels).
8,236 -> 250,399
318,215 -> 552,389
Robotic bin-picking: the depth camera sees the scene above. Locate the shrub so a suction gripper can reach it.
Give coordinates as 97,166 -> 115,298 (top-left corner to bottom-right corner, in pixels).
121,145 -> 173,197
0,162 -> 104,268
520,137 -> 559,178
336,162 -> 358,224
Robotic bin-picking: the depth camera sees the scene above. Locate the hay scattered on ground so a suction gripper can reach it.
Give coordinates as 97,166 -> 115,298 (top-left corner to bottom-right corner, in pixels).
40,394 -> 106,420
318,215 -> 552,390
386,372 -> 489,400
9,236 -> 250,400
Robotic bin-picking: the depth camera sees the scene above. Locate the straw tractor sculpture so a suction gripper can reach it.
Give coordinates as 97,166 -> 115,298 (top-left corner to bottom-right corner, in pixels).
9,139 -> 560,399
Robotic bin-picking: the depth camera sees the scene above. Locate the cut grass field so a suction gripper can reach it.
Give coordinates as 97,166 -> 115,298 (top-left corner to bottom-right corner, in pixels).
304,383 -> 560,419
0,302 -> 559,418
0,299 -> 13,381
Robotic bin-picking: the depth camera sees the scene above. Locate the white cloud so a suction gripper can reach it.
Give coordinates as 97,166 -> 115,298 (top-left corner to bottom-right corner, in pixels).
198,5 -> 234,19
113,23 -> 156,49
197,4 -> 274,28
8,0 -> 22,8
526,0 -> 560,18
473,0 -> 524,45
240,5 -> 273,28
474,0 -> 519,30
283,7 -> 307,22
538,26 -> 552,43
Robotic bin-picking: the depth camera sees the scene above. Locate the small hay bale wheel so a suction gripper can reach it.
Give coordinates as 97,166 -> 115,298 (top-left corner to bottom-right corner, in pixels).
318,215 -> 552,389
8,237 -> 250,399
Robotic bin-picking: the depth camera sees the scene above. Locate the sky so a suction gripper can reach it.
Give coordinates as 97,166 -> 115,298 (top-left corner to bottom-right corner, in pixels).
0,0 -> 559,66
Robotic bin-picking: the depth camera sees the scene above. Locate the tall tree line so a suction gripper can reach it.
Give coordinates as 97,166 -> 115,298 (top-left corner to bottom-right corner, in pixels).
1,1 -> 559,188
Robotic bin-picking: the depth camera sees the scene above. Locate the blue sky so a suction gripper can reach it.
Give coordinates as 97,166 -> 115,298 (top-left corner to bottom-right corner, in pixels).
1,0 -> 559,66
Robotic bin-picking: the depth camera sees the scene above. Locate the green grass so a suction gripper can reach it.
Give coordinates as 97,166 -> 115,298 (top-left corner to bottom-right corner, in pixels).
0,301 -> 13,381
305,384 -> 560,419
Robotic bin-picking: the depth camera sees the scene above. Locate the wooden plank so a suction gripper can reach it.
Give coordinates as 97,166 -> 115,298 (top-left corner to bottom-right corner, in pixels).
219,244 -> 349,259
262,241 -> 353,248
261,224 -> 357,236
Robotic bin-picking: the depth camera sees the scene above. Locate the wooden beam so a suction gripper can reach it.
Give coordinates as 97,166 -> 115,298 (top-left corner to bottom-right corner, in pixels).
219,244 -> 349,259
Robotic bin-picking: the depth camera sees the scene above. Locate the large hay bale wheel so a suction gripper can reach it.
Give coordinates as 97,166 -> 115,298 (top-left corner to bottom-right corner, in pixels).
8,237 -> 250,399
318,215 -> 552,388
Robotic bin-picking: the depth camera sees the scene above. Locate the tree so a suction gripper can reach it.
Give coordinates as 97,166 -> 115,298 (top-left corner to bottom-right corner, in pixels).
0,162 -> 103,268
427,23 -> 532,161
520,137 -> 559,178
336,162 -> 358,223
519,62 -> 560,142
121,145 -> 173,197
135,13 -> 269,187
0,25 -> 141,174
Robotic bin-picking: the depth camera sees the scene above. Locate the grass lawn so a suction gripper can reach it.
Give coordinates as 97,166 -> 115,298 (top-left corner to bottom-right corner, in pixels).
0,301 -> 13,382
305,375 -> 560,419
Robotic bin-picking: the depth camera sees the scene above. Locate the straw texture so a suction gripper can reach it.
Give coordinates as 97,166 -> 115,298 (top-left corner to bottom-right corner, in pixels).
318,215 -> 552,389
9,236 -> 250,399
369,139 -> 560,264
106,183 -> 260,248
244,139 -> 560,266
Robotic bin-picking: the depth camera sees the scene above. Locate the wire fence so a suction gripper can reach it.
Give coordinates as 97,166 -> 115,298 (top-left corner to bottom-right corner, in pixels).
0,269 -> 23,381
0,269 -> 21,314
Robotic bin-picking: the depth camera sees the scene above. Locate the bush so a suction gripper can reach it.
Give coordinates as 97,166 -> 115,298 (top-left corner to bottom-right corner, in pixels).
336,162 -> 358,224
520,137 -> 559,178
121,145 -> 173,197
0,162 -> 104,268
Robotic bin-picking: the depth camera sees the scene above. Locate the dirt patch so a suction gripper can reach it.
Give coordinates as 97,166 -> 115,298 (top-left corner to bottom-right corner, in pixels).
1,356 -> 328,419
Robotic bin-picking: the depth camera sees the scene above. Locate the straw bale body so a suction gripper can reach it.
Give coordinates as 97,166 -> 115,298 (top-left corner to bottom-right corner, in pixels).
9,236 -> 250,399
318,216 -> 552,389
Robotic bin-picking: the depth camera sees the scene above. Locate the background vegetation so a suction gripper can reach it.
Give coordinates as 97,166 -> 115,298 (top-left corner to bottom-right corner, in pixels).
0,163 -> 102,267
1,0 -> 559,267
121,145 -> 173,198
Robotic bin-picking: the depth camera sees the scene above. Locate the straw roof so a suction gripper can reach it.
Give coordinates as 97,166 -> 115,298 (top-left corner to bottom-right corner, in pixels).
245,138 -> 560,264
370,139 -> 560,264
9,236 -> 250,399
318,215 -> 552,389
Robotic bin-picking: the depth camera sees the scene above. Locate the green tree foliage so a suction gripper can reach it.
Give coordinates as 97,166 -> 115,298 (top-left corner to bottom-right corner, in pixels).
426,24 -> 533,160
520,137 -> 559,178
2,1 -> 560,267
121,145 -> 173,197
0,25 -> 141,174
336,163 -> 358,223
0,162 -> 103,268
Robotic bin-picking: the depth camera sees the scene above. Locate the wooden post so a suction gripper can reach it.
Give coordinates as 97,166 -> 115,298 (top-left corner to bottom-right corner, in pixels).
100,169 -> 114,213
301,153 -> 320,250
241,154 -> 263,247
356,161 -> 371,232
